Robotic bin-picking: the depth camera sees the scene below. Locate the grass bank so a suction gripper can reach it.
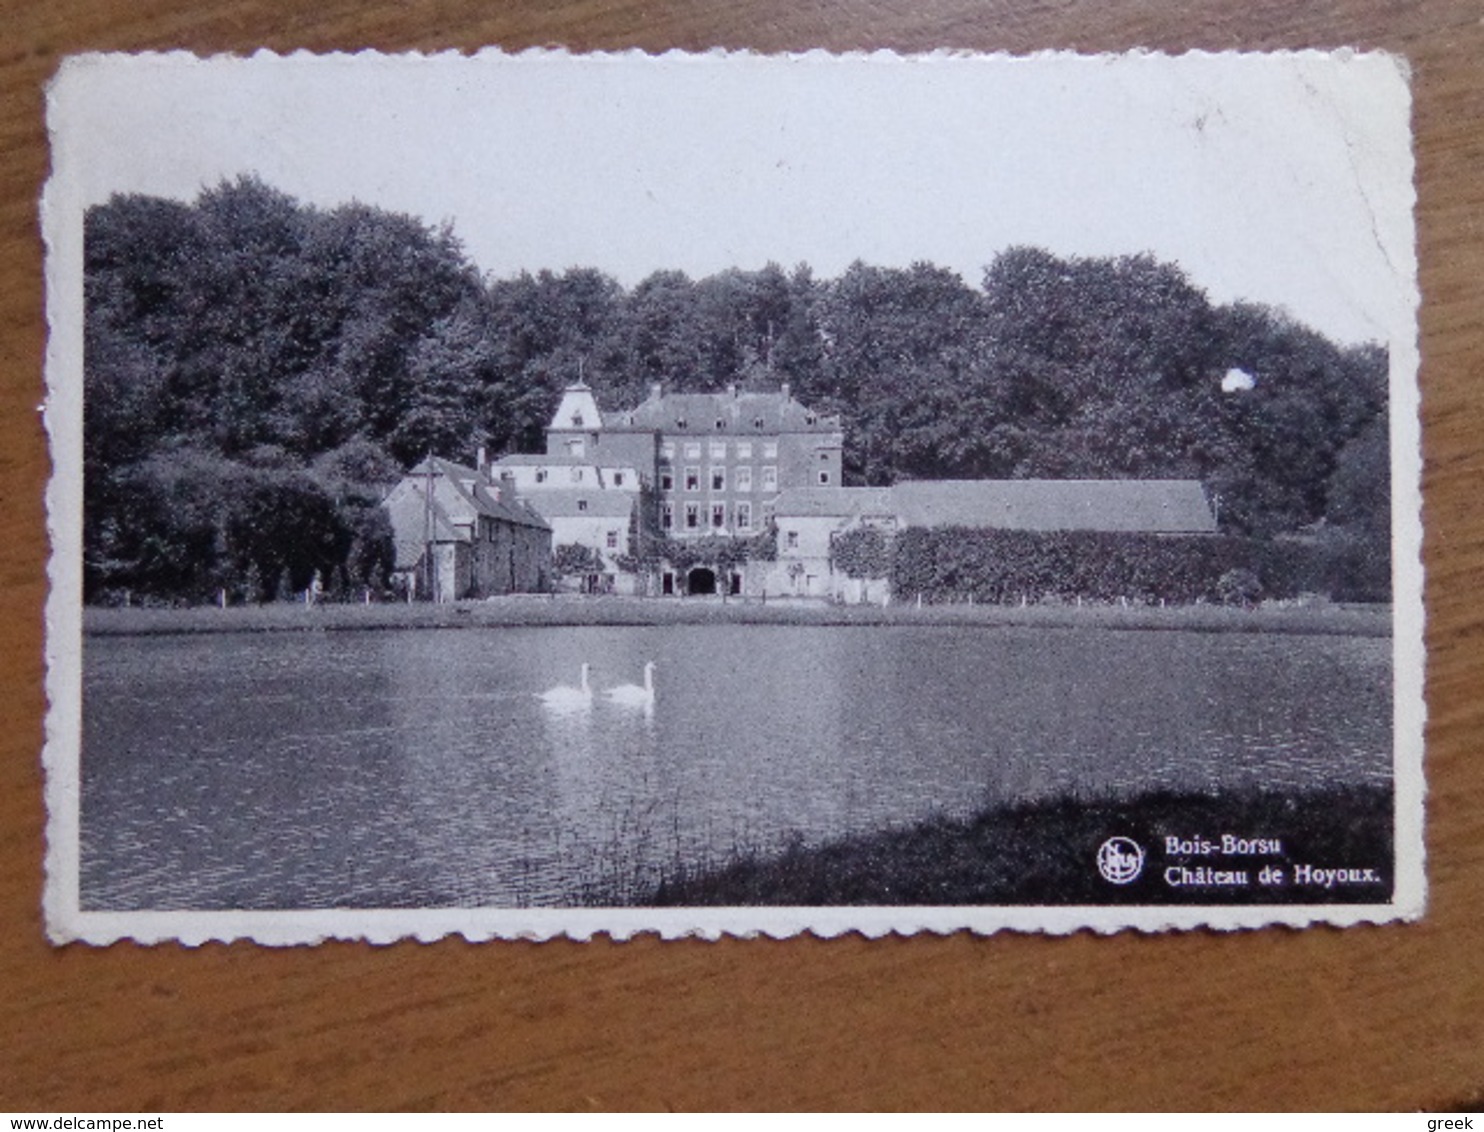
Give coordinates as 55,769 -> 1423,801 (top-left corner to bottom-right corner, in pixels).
641,784 -> 1393,907
84,595 -> 1391,638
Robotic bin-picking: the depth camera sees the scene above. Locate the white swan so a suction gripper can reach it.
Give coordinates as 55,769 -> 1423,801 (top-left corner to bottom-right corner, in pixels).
538,663 -> 593,710
604,662 -> 656,708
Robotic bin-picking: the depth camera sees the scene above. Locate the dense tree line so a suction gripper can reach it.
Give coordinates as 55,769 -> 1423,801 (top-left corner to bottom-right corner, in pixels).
84,178 -> 1390,604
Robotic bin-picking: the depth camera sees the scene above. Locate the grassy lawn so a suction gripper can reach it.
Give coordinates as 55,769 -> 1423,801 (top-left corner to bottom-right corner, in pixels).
84,595 -> 1391,637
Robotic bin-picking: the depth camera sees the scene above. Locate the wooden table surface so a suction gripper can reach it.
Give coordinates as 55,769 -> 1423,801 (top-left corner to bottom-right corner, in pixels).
3,0 -> 1481,1112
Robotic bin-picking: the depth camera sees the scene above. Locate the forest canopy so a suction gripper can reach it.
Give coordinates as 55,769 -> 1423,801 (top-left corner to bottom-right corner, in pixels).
83,177 -> 1390,604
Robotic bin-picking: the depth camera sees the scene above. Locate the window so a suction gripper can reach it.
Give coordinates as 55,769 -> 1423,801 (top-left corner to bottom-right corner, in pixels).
714,419 -> 726,431
805,413 -> 817,425
572,411 -> 584,427
710,467 -> 725,492
711,502 -> 726,529
684,442 -> 702,460
818,471 -> 831,485
786,530 -> 799,549
661,502 -> 674,530
753,416 -> 765,429
660,471 -> 674,491
735,466 -> 752,492
613,471 -> 625,487
762,466 -> 778,491
819,451 -> 830,461
761,501 -> 776,524
684,466 -> 700,492
685,503 -> 700,530
589,432 -> 599,446
487,521 -> 496,543
577,499 -> 588,512
606,530 -> 619,549
763,441 -> 778,459
676,417 -> 688,429
570,467 -> 584,483
735,501 -> 752,531
661,441 -> 675,459
567,439 -> 585,457
709,440 -> 726,460
535,469 -> 547,483
737,441 -> 753,459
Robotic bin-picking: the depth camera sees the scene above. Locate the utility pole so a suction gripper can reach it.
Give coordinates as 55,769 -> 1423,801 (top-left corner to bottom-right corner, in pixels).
423,452 -> 436,603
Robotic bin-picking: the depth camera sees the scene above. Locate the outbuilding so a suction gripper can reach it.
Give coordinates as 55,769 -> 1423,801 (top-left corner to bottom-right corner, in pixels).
384,456 -> 552,601
763,479 -> 1217,601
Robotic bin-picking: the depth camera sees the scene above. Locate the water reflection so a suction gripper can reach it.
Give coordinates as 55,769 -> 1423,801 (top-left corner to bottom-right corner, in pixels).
80,624 -> 1392,910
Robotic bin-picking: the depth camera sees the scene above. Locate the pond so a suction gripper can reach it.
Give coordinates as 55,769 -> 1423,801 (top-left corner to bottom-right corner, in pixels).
80,623 -> 1392,909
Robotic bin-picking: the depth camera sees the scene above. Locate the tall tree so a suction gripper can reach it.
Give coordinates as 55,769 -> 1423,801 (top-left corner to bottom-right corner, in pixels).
83,178 -> 492,601
818,260 -> 986,484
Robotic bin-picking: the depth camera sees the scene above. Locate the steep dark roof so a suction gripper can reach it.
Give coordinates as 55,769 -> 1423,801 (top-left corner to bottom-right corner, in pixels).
405,457 -> 551,531
616,388 -> 839,434
888,479 -> 1216,533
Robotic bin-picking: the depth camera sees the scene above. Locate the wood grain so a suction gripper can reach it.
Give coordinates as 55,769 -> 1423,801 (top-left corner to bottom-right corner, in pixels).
3,0 -> 1481,1112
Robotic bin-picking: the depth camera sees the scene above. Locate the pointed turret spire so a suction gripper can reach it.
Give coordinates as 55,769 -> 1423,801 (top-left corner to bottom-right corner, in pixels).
550,380 -> 603,431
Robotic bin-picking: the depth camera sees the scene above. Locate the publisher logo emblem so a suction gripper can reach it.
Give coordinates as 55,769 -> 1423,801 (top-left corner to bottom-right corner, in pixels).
1097,837 -> 1145,885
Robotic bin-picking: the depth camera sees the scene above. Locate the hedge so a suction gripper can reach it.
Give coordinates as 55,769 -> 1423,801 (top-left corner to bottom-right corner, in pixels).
886,527 -> 1389,606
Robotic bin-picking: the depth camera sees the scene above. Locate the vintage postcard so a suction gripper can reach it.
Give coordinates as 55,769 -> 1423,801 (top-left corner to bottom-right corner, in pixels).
42,49 -> 1423,944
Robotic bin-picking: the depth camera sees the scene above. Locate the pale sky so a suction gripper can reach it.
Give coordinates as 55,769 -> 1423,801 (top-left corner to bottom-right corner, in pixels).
48,49 -> 1416,346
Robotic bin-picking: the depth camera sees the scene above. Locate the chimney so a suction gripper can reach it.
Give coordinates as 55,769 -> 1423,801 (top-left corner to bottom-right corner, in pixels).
650,382 -> 663,401
499,471 -> 517,503
781,381 -> 791,400
726,382 -> 737,398
476,445 -> 488,475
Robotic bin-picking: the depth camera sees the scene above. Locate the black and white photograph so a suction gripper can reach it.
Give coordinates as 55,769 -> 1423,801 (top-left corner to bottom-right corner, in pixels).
42,50 -> 1423,943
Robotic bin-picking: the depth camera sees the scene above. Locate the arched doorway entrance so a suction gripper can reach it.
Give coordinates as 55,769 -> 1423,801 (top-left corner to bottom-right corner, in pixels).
686,566 -> 717,595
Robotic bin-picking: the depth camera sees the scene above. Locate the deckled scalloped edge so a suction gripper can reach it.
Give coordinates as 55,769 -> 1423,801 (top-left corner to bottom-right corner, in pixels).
45,901 -> 1423,948
40,47 -> 1425,946
37,44 -> 1417,66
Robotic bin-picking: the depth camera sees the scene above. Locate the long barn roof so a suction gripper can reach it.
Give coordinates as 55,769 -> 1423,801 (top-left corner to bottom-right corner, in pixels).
774,480 -> 1216,533
889,479 -> 1216,533
771,487 -> 896,519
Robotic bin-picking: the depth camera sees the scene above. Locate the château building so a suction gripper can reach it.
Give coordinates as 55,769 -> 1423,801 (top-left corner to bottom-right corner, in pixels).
474,378 -> 1218,602
502,379 -> 843,595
